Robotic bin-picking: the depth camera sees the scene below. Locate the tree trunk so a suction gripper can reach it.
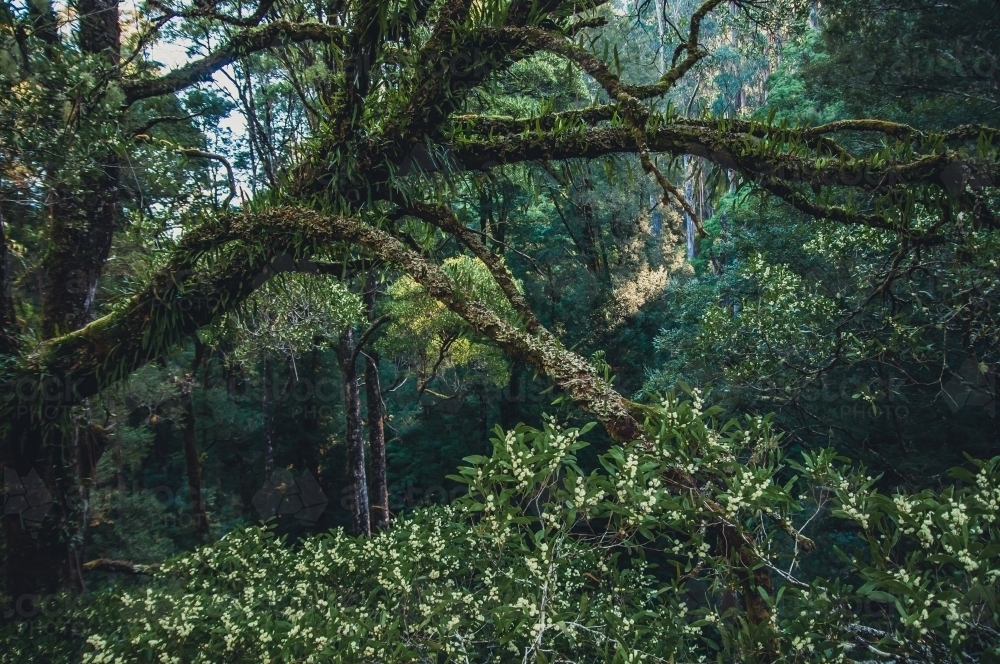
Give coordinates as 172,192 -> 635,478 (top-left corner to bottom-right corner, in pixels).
500,360 -> 522,430
579,199 -> 605,276
0,203 -> 15,353
152,409 -> 170,472
4,0 -> 122,602
2,398 -> 106,601
364,352 -> 388,530
69,424 -> 89,592
262,353 -> 275,479
339,327 -> 370,536
477,381 -> 489,438
684,157 -> 696,260
653,0 -> 666,75
363,280 -> 389,531
41,0 -> 120,340
3,475 -> 62,604
181,343 -> 210,536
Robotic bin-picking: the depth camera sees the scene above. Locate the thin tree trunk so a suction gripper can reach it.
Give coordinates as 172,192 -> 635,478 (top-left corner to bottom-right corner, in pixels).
500,360 -> 522,429
494,194 -> 507,253
0,203 -> 15,353
68,422 -> 107,592
69,424 -> 86,592
114,432 -> 126,524
478,381 -> 489,438
152,409 -> 170,471
364,353 -> 387,530
728,6 -> 745,116
262,353 -> 275,479
653,0 -> 666,75
684,157 -> 696,260
363,279 -> 389,531
339,327 -> 370,537
303,348 -> 320,433
181,342 -> 210,536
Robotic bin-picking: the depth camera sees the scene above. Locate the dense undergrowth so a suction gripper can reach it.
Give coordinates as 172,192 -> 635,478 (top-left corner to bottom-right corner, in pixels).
5,392 -> 999,663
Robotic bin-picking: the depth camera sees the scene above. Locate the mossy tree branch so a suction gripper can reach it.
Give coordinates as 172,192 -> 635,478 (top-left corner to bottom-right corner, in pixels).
121,21 -> 347,105
5,208 -> 643,442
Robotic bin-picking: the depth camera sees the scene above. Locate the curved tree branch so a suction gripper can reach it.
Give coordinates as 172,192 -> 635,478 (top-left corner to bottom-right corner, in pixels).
121,21 -> 346,105
351,314 -> 391,366
447,123 -> 998,208
405,202 -> 542,333
179,148 -> 238,209
147,0 -> 277,28
7,209 -> 644,442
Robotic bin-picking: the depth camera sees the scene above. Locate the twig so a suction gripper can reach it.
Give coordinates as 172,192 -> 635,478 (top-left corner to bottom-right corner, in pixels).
82,559 -> 160,575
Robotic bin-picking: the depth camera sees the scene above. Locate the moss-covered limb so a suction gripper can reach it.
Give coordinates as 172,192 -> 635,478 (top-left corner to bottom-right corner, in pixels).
121,21 -> 347,105
799,118 -> 921,140
515,0 -> 723,101
515,27 -> 632,99
680,117 -> 922,142
9,209 -> 358,409
449,105 -> 619,136
449,122 -> 999,199
405,202 -> 542,334
81,559 -> 159,574
8,207 -> 775,614
450,114 -> 996,173
315,213 -> 646,442
146,0 -> 276,28
390,25 -> 538,149
944,124 -> 1000,143
756,178 -> 898,233
6,208 -> 640,441
565,16 -> 608,35
801,119 -> 996,145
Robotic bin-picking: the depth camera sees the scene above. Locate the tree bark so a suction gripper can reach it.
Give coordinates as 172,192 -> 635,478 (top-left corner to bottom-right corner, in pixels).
477,381 -> 489,438
0,203 -> 15,354
41,0 -> 120,339
4,0 -> 122,602
181,342 -> 210,536
684,157 -> 696,260
364,352 -> 387,531
363,279 -> 389,531
339,327 -> 370,537
500,360 -> 522,429
2,425 -> 89,603
262,353 -> 275,479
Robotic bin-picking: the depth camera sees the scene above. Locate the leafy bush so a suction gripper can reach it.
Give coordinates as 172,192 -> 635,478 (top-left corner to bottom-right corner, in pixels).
7,391 -> 999,663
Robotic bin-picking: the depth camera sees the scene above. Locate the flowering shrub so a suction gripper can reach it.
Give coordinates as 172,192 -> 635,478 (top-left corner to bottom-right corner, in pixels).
8,390 -> 999,663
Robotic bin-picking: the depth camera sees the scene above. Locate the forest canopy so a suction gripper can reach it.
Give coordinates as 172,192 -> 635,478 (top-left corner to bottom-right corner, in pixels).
0,0 -> 998,661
